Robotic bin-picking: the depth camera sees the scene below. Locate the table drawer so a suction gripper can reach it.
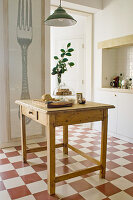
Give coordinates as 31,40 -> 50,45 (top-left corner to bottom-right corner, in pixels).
22,107 -> 38,121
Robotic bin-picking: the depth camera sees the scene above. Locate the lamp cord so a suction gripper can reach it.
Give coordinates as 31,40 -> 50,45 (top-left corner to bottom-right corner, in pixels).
60,0 -> 61,7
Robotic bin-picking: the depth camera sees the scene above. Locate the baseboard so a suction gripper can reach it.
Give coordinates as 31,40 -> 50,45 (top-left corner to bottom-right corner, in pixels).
92,123 -> 133,144
108,131 -> 133,144
0,135 -> 47,148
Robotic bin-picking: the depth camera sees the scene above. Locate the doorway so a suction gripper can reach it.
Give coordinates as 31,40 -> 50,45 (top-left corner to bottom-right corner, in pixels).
50,7 -> 93,100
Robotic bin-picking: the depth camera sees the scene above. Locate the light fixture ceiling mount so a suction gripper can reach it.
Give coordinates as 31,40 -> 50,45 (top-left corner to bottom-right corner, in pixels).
45,0 -> 77,27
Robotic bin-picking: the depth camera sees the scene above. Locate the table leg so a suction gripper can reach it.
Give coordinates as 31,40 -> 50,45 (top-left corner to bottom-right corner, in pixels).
47,115 -> 55,195
63,125 -> 68,155
20,106 -> 27,163
100,109 -> 108,178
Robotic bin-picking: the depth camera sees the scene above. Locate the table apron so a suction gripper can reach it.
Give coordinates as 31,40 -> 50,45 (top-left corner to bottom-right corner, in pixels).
54,109 -> 104,126
21,106 -> 104,127
21,106 -> 48,126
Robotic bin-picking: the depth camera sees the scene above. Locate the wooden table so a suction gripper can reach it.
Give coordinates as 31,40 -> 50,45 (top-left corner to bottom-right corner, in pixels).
16,100 -> 114,195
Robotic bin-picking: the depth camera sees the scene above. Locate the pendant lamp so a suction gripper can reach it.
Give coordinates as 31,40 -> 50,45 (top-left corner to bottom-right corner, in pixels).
45,0 -> 77,27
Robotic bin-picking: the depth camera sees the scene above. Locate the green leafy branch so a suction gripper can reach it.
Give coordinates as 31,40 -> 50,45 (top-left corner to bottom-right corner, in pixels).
51,43 -> 75,77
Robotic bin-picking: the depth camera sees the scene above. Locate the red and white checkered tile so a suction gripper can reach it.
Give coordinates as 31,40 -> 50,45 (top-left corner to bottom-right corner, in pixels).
0,124 -> 133,199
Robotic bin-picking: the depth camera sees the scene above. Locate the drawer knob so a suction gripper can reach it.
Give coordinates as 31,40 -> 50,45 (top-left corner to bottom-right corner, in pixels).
29,111 -> 33,114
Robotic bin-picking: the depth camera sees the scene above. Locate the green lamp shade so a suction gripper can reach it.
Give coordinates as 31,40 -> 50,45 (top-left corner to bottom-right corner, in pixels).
45,6 -> 77,27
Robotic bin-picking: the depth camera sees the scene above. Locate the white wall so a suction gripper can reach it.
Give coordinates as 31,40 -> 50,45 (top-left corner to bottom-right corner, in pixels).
93,0 -> 133,101
93,0 -> 133,132
51,0 -> 102,13
62,0 -> 102,9
117,46 -> 133,79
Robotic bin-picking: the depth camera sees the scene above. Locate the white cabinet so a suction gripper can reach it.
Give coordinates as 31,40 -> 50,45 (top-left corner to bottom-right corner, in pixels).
94,90 -> 133,143
95,90 -> 118,134
117,93 -> 133,140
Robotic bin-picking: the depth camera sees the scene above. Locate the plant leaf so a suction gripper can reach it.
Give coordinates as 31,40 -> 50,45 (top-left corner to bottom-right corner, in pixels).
66,53 -> 71,56
60,49 -> 65,53
67,43 -> 71,48
54,56 -> 59,60
61,53 -> 65,57
55,64 -> 59,68
52,67 -> 57,73
68,48 -> 74,52
52,71 -> 56,75
62,58 -> 68,62
59,64 -> 63,68
69,62 -> 75,67
51,67 -> 57,75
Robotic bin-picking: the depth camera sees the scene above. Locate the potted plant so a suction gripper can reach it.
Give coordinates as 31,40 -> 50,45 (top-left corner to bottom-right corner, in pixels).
51,43 -> 75,85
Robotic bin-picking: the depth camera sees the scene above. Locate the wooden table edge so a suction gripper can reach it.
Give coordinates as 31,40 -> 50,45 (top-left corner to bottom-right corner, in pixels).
15,100 -> 115,114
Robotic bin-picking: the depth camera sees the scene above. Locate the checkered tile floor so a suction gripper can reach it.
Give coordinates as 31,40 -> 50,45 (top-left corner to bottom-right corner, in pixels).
0,124 -> 133,200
